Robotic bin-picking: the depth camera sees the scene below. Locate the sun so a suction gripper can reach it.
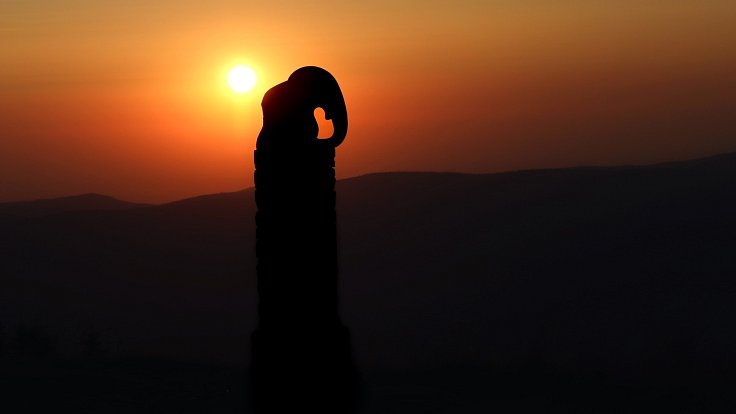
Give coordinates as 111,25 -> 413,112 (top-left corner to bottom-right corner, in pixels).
228,65 -> 256,93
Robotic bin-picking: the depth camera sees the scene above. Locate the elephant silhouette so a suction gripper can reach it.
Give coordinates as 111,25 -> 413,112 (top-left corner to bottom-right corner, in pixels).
256,66 -> 348,151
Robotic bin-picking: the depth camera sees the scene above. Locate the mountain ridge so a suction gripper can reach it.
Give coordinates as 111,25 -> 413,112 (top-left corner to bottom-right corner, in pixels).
0,193 -> 151,217
3,150 -> 735,213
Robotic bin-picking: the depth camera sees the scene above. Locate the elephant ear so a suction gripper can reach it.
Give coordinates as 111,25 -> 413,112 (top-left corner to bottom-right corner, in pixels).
288,66 -> 348,147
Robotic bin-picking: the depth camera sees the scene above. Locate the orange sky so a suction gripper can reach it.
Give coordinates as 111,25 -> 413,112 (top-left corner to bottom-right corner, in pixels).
1,1 -> 735,202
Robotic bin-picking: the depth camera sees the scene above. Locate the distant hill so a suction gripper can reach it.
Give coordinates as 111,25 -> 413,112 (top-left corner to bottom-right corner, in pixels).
0,193 -> 149,217
1,152 -> 736,411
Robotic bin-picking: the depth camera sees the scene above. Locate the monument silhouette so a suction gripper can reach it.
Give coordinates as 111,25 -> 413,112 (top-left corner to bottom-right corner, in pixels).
250,66 -> 358,413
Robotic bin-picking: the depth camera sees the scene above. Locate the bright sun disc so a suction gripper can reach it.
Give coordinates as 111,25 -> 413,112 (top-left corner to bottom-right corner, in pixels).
228,65 -> 256,93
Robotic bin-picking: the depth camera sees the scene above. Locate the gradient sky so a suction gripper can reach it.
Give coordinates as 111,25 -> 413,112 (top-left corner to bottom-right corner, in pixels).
1,1 -> 735,202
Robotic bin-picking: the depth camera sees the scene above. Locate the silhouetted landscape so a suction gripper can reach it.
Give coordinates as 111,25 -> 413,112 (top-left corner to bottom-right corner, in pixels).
2,152 -> 736,412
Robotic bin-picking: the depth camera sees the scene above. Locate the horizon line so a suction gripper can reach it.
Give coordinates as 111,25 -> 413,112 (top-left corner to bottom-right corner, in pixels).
1,149 -> 733,206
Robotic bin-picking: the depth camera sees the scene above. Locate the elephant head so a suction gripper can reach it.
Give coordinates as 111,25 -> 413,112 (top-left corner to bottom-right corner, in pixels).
256,66 -> 348,150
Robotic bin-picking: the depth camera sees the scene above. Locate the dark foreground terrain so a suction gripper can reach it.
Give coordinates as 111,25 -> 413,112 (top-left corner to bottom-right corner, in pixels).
1,152 -> 735,412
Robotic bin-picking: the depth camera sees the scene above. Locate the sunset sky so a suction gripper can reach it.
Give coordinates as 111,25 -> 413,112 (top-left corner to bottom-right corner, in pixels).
1,1 -> 735,202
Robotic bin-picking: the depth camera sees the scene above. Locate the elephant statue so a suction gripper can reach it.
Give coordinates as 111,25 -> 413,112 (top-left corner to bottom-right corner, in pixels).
256,66 -> 348,151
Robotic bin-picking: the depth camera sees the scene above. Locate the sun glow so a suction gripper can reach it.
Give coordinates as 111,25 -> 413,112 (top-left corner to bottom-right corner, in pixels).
227,65 -> 257,93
